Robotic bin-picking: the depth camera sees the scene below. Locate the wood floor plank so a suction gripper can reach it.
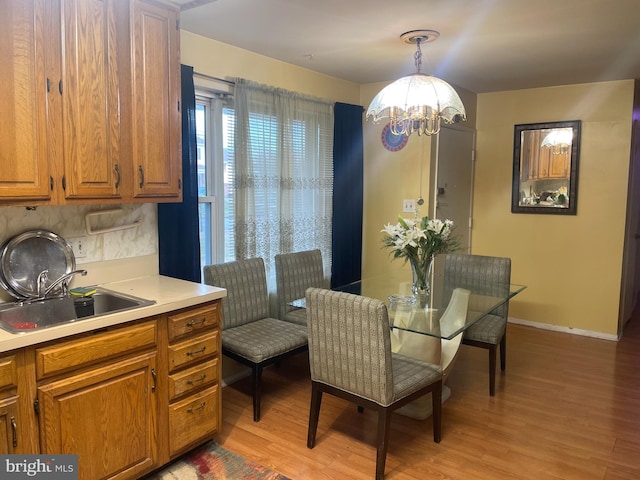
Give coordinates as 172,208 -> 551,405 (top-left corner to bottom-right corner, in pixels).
217,315 -> 640,479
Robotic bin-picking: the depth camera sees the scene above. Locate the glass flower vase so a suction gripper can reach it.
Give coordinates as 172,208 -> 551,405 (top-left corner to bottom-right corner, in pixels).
409,255 -> 434,307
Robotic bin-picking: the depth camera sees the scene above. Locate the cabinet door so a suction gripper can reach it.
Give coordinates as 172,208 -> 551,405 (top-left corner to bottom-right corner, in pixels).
0,398 -> 18,454
59,0 -> 127,199
0,0 -> 52,201
131,0 -> 182,200
38,353 -> 158,480
548,151 -> 570,178
537,146 -> 551,178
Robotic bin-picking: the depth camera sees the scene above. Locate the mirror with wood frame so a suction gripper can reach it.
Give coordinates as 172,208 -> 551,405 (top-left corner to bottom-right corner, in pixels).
511,120 -> 581,215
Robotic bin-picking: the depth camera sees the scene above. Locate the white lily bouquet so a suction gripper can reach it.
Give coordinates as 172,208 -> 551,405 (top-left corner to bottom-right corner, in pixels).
381,215 -> 459,294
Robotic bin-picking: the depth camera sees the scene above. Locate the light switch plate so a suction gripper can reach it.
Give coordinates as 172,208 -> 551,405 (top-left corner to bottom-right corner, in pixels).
68,236 -> 87,259
402,199 -> 416,213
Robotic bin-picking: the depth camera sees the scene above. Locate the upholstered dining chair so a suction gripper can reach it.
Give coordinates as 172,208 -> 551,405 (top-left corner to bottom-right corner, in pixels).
305,287 -> 443,480
443,253 -> 511,396
275,249 -> 326,325
203,257 -> 308,421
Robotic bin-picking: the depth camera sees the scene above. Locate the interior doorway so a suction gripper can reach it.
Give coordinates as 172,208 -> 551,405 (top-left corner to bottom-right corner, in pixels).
429,125 -> 476,253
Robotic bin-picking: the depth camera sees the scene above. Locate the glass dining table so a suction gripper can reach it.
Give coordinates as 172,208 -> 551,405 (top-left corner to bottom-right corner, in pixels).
291,262 -> 526,419
292,269 -> 526,340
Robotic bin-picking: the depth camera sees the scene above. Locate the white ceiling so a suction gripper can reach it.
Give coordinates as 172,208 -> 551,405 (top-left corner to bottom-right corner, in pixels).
176,0 -> 640,94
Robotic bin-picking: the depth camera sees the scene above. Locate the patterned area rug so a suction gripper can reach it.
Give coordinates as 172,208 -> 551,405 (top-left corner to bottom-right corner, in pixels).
147,442 -> 290,480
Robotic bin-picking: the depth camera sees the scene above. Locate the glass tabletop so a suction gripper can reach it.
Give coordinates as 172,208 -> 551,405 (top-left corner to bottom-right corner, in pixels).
291,270 -> 526,340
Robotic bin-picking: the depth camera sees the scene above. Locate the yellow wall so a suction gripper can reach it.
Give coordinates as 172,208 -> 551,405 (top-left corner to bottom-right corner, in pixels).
474,81 -> 634,335
181,31 -> 360,104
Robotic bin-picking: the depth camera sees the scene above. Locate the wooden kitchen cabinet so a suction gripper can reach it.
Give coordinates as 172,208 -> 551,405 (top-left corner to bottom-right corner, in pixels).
165,302 -> 221,457
131,0 -> 182,200
520,129 -> 570,181
54,0 -> 129,200
0,354 -> 19,454
547,151 -> 570,178
0,0 -> 52,202
8,300 -> 222,479
35,321 -> 159,480
0,398 -> 18,454
536,147 -> 569,179
0,0 -> 181,206
0,351 -> 38,455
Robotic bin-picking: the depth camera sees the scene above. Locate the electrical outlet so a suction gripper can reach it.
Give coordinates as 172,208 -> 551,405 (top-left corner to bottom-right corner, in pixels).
68,236 -> 87,259
402,199 -> 416,213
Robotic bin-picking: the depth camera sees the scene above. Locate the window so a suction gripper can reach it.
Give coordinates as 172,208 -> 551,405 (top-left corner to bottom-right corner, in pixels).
196,79 -> 333,283
195,92 -> 235,269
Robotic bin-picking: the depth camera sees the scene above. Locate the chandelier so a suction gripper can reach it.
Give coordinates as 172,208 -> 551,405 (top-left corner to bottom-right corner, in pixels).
366,30 -> 466,137
541,128 -> 573,154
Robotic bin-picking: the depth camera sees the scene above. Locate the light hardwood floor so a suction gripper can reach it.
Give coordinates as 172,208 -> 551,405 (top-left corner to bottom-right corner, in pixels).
216,315 -> 640,480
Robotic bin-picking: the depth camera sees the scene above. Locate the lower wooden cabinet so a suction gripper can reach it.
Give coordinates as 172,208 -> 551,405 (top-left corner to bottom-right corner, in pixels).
0,352 -> 25,455
0,397 -> 18,454
37,353 -> 158,480
169,385 -> 219,456
1,299 -> 222,479
165,302 -> 221,458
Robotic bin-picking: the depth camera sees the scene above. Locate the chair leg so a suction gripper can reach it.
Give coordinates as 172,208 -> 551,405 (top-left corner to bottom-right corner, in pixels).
375,408 -> 392,480
252,365 -> 263,422
307,382 -> 323,448
488,346 -> 497,396
431,381 -> 442,443
500,334 -> 507,371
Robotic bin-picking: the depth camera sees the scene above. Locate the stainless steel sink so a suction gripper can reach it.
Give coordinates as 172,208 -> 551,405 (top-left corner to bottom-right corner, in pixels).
0,288 -> 155,334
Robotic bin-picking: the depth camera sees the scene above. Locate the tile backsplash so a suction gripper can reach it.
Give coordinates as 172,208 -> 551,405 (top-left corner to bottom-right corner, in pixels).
0,203 -> 158,264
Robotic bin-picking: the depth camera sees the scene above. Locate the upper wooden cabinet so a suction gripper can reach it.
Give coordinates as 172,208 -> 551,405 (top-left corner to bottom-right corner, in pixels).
57,0 -> 128,200
0,0 -> 52,201
132,1 -> 182,200
0,0 -> 181,206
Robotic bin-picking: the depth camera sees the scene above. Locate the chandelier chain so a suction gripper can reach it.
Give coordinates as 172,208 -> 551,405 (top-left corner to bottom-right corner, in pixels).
414,38 -> 423,73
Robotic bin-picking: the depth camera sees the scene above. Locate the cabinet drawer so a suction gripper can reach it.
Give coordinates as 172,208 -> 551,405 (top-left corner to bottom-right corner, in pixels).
167,302 -> 219,341
168,330 -> 218,373
36,321 -> 157,379
168,358 -> 218,400
169,386 -> 218,456
0,356 -> 18,392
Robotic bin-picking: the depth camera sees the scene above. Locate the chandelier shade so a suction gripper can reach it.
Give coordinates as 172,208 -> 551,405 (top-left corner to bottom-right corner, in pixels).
541,128 -> 573,153
366,73 -> 466,136
366,29 -> 466,136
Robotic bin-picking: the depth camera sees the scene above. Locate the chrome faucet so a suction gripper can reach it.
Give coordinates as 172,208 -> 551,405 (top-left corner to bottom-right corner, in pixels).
37,270 -> 49,298
44,269 -> 88,297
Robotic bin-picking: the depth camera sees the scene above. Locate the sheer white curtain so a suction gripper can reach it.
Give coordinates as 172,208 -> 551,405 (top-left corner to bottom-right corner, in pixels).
233,78 -> 334,293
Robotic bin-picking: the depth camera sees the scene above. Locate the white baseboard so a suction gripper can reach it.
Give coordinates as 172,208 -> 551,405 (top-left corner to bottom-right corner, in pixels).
508,317 -> 619,342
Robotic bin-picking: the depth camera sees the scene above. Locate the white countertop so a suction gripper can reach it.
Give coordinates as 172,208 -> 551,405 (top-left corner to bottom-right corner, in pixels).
0,275 -> 227,353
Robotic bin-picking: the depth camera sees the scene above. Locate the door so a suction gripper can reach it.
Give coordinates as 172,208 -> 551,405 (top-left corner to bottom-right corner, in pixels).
430,126 -> 476,253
